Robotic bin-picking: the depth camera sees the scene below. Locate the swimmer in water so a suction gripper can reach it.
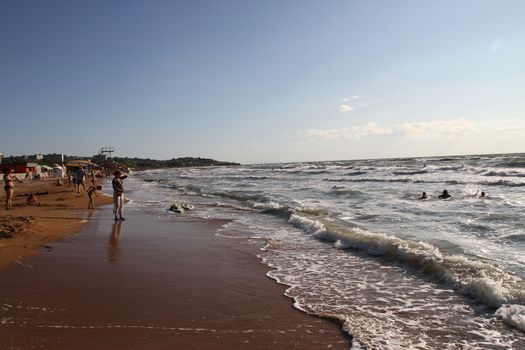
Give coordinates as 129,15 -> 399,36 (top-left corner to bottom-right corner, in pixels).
438,189 -> 451,199
419,192 -> 428,200
474,190 -> 488,198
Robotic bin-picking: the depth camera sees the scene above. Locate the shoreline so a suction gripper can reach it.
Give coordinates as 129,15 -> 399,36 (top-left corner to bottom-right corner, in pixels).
0,180 -> 351,349
0,178 -> 113,270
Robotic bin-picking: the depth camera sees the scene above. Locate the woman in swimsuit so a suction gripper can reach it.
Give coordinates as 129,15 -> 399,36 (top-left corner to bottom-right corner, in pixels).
3,169 -> 15,210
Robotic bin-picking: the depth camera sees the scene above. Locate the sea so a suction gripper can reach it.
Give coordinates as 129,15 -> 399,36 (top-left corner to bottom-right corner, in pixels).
127,153 -> 525,349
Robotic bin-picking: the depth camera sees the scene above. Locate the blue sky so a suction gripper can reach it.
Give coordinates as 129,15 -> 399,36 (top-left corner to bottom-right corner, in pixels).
1,0 -> 524,164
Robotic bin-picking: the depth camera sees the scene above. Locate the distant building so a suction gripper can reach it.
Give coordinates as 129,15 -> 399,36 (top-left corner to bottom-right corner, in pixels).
0,162 -> 38,174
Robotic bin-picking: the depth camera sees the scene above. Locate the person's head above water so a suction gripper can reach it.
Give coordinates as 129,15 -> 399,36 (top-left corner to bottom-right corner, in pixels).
438,189 -> 451,199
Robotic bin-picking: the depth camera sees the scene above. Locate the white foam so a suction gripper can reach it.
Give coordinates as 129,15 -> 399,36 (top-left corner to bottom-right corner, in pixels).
287,214 -> 524,309
463,278 -> 509,307
495,304 -> 525,332
289,214 -> 331,241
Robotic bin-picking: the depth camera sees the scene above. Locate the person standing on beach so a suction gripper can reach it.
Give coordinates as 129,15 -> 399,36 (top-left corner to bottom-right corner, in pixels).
112,171 -> 128,221
3,169 -> 16,210
90,170 -> 96,187
75,168 -> 86,194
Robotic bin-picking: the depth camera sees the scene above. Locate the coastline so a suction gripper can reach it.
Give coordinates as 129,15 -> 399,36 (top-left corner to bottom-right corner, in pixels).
0,181 -> 351,349
0,178 -> 113,270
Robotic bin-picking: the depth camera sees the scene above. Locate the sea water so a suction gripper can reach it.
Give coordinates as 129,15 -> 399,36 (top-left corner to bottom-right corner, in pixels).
128,153 -> 525,349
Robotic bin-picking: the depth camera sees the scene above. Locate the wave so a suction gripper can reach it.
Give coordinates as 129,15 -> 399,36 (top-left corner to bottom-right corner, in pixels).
501,234 -> 525,243
329,187 -> 367,197
285,169 -> 331,175
323,177 -> 525,187
324,178 -> 413,183
426,165 -> 464,172
482,170 -> 525,178
209,191 -> 271,203
287,213 -> 525,319
497,159 -> 525,168
346,171 -> 367,176
479,180 -> 525,187
392,170 -> 428,176
257,205 -> 294,218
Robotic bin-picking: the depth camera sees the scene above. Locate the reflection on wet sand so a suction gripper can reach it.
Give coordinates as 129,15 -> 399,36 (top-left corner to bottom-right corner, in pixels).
109,221 -> 121,262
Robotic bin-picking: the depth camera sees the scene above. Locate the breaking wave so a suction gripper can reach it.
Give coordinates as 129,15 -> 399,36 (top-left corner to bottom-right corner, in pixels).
392,170 -> 428,176
287,213 -> 525,327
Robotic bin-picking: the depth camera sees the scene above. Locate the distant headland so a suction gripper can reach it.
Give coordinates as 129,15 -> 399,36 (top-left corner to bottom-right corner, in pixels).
111,156 -> 240,170
0,152 -> 240,172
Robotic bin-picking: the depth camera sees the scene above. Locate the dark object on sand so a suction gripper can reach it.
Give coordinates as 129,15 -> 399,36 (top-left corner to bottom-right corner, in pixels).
0,230 -> 14,238
169,203 -> 194,213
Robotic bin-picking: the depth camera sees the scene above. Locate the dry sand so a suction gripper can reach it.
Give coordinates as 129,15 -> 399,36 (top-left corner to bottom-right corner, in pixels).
0,179 -> 350,349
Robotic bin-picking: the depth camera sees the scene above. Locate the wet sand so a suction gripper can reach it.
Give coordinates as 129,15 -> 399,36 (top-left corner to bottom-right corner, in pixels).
0,207 -> 350,349
0,178 -> 112,270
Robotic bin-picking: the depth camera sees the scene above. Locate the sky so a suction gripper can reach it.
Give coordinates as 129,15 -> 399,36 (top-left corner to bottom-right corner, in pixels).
1,0 -> 524,164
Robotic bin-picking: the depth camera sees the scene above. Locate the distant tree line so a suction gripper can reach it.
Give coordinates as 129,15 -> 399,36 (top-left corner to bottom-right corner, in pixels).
0,153 -> 239,170
111,157 -> 240,170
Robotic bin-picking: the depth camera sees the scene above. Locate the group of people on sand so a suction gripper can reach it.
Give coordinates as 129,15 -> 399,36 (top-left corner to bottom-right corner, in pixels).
419,189 -> 487,200
71,169 -> 128,221
3,168 -> 129,221
75,169 -> 128,221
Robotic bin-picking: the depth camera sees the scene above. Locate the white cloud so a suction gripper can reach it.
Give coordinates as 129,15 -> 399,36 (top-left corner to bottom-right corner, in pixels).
301,122 -> 393,140
396,119 -> 480,137
339,104 -> 354,112
300,118 -> 525,142
488,121 -> 525,135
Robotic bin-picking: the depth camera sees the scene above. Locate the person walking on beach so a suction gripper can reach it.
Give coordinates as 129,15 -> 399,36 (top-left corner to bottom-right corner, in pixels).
87,185 -> 103,209
112,171 -> 127,221
3,169 -> 16,210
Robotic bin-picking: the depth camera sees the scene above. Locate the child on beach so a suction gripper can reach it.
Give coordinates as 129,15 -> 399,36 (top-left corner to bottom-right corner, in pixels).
87,185 -> 103,209
26,193 -> 39,206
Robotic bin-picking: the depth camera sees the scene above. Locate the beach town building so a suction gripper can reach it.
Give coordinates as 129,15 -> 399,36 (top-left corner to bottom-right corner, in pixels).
0,162 -> 38,175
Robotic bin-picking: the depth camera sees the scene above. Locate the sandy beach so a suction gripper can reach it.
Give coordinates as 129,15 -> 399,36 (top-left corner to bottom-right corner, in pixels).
0,180 -> 350,349
0,177 -> 113,271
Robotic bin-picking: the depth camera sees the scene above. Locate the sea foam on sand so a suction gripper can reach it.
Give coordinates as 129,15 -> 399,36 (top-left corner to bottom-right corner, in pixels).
495,304 -> 525,331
